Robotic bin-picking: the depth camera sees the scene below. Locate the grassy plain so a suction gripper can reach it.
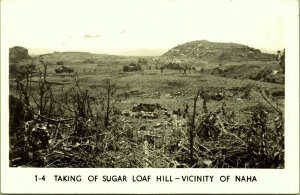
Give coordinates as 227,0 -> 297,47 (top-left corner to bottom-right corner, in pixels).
9,52 -> 285,168
31,53 -> 284,114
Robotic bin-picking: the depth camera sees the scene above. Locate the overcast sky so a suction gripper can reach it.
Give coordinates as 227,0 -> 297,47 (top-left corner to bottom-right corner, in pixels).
3,0 -> 292,55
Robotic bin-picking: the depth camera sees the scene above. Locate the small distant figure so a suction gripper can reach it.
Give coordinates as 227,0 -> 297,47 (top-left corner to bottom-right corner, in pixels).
83,69 -> 86,73
160,66 -> 165,73
277,49 -> 285,74
183,104 -> 189,118
56,61 -> 64,65
141,68 -> 145,76
200,68 -> 204,73
183,66 -> 187,76
125,91 -> 130,100
177,108 -> 182,117
191,66 -> 196,73
94,69 -> 96,73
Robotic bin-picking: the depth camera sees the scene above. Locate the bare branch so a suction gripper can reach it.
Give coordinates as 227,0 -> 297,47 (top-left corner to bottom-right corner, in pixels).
23,104 -> 73,123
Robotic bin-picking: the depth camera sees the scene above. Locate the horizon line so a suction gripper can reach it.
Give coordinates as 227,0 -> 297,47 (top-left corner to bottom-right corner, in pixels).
10,39 -> 280,56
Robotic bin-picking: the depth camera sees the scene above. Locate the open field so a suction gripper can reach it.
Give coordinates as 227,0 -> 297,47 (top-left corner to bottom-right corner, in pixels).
10,55 -> 284,121
9,51 -> 285,168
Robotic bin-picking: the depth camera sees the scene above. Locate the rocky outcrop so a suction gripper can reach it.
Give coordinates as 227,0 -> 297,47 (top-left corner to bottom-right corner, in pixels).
9,46 -> 31,63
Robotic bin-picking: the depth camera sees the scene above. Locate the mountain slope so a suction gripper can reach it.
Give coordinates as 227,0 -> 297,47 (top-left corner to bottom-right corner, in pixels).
161,40 -> 275,63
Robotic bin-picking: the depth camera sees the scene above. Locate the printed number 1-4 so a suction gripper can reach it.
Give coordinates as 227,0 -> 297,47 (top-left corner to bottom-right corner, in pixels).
35,175 -> 46,181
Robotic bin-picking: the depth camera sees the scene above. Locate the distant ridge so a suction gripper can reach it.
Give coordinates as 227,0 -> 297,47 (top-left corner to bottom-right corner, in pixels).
28,48 -> 167,57
160,40 -> 275,63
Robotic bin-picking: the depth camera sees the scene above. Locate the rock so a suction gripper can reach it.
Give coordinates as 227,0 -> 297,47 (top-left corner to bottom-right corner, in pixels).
130,112 -> 140,118
141,112 -> 158,119
236,98 -> 244,101
271,90 -> 284,98
9,46 -> 31,63
162,111 -> 172,117
56,61 -> 64,65
132,103 -> 165,112
165,93 -> 172,98
123,63 -> 142,72
140,124 -> 147,131
132,103 -> 156,112
55,66 -> 74,73
121,110 -> 130,116
177,118 -> 188,127
129,90 -> 145,95
210,92 -> 225,101
203,159 -> 213,167
144,134 -> 155,145
173,108 -> 182,116
153,123 -> 163,128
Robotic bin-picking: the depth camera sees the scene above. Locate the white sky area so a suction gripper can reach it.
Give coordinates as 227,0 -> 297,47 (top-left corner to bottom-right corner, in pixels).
3,0 -> 290,55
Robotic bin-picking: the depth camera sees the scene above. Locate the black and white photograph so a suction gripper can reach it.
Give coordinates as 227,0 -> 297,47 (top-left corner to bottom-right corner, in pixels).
7,0 -> 286,169
1,0 -> 299,194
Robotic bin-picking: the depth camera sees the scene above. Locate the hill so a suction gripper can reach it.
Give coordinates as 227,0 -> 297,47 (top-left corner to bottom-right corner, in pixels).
9,46 -> 32,63
160,40 -> 276,63
38,51 -> 148,66
39,51 -> 126,61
